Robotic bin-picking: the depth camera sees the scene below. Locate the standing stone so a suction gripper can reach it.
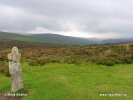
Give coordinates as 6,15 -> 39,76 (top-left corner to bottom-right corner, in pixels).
8,47 -> 23,92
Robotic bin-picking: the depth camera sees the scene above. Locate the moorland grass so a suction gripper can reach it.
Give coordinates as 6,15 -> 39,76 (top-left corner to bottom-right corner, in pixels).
0,63 -> 133,100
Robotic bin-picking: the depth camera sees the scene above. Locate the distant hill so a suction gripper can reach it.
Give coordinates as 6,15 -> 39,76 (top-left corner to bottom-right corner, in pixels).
0,31 -> 100,47
0,31 -> 35,42
29,34 -> 101,45
0,31 -> 133,47
0,31 -> 50,47
102,38 -> 133,44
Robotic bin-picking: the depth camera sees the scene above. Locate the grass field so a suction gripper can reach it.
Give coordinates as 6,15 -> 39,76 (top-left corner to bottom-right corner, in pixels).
0,63 -> 133,100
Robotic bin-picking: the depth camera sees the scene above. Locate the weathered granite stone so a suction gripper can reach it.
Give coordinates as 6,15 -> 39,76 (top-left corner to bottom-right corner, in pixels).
8,47 -> 23,92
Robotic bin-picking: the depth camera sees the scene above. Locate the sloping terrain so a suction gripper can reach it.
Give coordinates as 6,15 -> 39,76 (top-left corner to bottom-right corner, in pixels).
1,31 -> 133,47
0,31 -> 99,46
30,34 -> 101,45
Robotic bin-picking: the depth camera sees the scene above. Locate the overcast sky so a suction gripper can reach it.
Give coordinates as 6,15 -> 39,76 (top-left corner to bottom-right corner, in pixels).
0,0 -> 133,38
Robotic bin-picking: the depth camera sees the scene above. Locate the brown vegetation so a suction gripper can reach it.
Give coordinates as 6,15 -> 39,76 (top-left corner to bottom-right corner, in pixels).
1,43 -> 133,75
1,43 -> 133,66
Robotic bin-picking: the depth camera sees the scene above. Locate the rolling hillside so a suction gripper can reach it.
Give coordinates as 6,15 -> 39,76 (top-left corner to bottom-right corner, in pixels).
102,38 -> 133,44
0,31 -> 133,47
30,34 -> 101,45
0,31 -> 100,46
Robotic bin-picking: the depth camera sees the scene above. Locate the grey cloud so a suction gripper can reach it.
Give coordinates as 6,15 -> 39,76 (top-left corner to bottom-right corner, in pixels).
0,0 -> 133,38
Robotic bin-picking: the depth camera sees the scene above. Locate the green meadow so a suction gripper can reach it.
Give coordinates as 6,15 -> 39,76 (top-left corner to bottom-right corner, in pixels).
0,63 -> 133,100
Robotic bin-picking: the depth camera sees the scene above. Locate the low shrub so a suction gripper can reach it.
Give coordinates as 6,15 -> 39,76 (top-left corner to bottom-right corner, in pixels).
29,59 -> 39,66
97,56 -> 121,66
0,61 -> 10,76
122,58 -> 133,64
37,57 -> 51,65
29,57 -> 52,66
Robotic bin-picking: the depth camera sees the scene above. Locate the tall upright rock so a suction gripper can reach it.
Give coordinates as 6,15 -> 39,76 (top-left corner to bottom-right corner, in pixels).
8,47 -> 23,92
